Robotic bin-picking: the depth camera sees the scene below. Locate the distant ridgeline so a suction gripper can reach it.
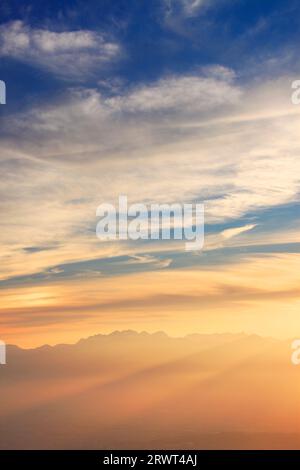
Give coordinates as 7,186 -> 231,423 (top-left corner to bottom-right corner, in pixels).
0,80 -> 6,104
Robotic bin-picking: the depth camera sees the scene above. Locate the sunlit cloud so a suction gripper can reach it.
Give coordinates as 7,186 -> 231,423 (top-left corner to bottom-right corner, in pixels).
221,224 -> 256,240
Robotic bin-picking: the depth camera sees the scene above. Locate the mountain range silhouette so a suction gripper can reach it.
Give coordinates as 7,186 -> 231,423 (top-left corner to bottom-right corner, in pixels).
0,331 -> 299,449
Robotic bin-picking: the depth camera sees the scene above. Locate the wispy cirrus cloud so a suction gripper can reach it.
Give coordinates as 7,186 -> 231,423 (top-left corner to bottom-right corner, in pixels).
221,224 -> 256,240
0,66 -> 299,289
0,21 -> 121,79
108,66 -> 239,112
178,0 -> 210,16
164,0 -> 217,18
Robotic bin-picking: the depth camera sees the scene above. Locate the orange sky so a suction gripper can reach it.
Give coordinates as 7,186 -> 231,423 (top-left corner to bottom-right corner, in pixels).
1,253 -> 300,347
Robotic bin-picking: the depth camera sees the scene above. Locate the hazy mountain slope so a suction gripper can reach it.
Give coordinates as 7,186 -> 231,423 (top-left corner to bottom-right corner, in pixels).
0,331 -> 299,449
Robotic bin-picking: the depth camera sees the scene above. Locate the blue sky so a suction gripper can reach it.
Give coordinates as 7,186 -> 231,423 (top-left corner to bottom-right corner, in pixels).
1,0 -> 300,111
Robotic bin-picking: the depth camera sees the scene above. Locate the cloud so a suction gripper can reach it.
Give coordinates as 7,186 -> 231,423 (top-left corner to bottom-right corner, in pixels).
124,255 -> 172,269
0,67 -> 300,285
2,254 -> 300,344
180,0 -> 210,16
0,21 -> 121,79
108,67 -> 239,112
221,224 -> 256,240
164,0 -> 216,19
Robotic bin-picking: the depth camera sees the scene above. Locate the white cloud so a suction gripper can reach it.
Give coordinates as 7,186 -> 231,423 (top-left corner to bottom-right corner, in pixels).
164,0 -> 214,18
108,68 -> 239,113
1,68 -> 300,279
124,255 -> 172,269
221,224 -> 256,240
181,0 -> 209,16
0,21 -> 121,79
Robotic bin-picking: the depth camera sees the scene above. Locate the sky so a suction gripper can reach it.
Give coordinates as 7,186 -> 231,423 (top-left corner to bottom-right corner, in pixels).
0,0 -> 300,347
